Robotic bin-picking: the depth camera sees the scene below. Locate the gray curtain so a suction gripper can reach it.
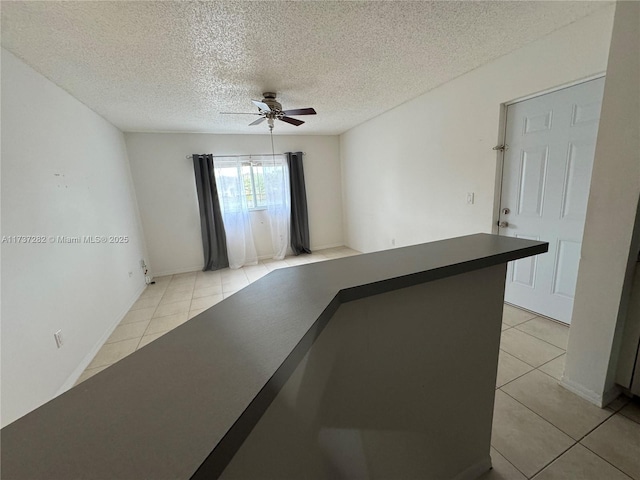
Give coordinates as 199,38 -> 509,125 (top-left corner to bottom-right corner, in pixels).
192,154 -> 229,271
286,152 -> 311,255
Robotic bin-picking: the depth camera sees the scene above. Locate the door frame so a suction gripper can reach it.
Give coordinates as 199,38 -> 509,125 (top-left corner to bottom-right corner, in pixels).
491,73 -> 606,235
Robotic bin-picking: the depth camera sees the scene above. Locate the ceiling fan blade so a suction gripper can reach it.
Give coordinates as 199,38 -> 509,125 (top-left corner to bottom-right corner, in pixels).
281,108 -> 317,116
220,112 -> 261,115
279,116 -> 304,126
251,100 -> 272,112
248,117 -> 266,126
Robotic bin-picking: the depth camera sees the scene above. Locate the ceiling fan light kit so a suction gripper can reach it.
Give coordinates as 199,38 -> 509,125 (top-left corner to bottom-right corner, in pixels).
221,92 -> 317,131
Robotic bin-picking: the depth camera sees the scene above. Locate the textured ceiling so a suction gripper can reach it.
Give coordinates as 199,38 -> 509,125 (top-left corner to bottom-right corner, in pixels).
1,1 -> 607,135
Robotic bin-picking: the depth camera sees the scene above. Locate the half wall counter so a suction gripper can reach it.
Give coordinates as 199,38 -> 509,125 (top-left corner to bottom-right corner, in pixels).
1,233 -> 548,480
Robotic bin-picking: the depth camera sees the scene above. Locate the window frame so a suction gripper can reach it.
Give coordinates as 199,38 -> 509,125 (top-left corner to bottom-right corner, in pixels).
243,161 -> 267,211
215,155 -> 287,212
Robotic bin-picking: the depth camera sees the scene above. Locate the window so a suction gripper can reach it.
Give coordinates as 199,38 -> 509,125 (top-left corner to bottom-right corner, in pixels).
214,155 -> 287,212
206,153 -> 295,267
241,162 -> 267,209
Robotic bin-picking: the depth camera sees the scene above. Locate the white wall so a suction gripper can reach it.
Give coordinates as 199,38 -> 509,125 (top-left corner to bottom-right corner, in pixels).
340,5 -> 615,253
125,133 -> 343,276
562,1 -> 640,406
1,49 -> 148,426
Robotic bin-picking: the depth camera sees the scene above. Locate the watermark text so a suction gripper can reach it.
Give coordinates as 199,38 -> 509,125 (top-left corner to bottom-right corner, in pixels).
2,235 -> 130,244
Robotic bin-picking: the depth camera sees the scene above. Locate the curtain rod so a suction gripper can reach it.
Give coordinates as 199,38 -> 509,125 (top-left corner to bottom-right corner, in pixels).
186,153 -> 305,159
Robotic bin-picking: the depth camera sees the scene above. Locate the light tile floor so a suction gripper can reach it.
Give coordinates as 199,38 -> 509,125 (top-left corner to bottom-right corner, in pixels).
76,254 -> 640,479
485,304 -> 640,480
76,247 -> 360,384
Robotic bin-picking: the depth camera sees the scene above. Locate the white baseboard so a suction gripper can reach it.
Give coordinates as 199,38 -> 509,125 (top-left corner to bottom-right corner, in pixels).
56,282 -> 147,395
560,376 -> 621,407
452,456 -> 492,480
151,247 -> 347,275
258,243 -> 345,258
311,242 -> 344,251
151,265 -> 204,277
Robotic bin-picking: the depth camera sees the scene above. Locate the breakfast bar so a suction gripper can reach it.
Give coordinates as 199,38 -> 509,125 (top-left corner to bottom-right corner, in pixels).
1,233 -> 547,479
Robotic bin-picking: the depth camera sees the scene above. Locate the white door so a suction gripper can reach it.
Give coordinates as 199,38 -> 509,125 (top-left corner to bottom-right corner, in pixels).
499,78 -> 604,324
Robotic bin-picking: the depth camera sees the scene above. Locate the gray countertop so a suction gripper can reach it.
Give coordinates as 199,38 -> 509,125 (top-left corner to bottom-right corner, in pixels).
1,233 -> 547,480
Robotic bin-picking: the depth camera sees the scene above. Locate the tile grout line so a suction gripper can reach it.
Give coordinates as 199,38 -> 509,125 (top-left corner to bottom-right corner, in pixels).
498,346 -> 565,371
495,361 -> 535,390
528,442 -> 577,479
514,315 -> 570,329
496,361 -> 632,478
188,277 -> 199,313
499,388 -> 577,440
501,310 -> 537,328
505,324 -> 568,352
573,408 -> 625,444
529,428 -> 636,479
513,321 -> 569,350
578,434 -> 636,480
489,444 -> 530,479
497,387 -> 578,479
532,365 -> 565,384
90,277 -> 174,368
492,370 -> 577,477
153,277 -> 194,320
498,382 -> 618,453
503,315 -> 537,327
536,353 -> 565,370
138,274 -> 175,349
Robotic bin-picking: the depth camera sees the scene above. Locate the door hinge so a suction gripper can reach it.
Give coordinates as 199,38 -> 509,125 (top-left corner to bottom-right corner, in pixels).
493,144 -> 509,152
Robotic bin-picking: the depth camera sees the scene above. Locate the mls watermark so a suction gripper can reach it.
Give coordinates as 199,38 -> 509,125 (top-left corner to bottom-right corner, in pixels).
1,235 -> 130,244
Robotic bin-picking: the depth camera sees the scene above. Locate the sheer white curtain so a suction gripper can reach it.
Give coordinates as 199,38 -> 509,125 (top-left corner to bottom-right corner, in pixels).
213,159 -> 258,269
262,156 -> 291,260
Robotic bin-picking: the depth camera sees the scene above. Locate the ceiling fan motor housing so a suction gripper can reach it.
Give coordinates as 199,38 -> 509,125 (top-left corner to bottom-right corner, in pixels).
261,92 -> 282,112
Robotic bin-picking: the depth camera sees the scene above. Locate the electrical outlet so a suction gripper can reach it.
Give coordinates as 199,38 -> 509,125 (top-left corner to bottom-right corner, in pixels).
391,238 -> 396,246
128,271 -> 133,278
54,330 -> 63,348
466,192 -> 475,205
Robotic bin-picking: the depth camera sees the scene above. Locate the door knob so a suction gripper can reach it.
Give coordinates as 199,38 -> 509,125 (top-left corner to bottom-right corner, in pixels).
498,221 -> 509,228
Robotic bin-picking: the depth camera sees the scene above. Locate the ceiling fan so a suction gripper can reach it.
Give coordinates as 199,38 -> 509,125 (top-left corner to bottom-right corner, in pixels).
221,92 -> 317,131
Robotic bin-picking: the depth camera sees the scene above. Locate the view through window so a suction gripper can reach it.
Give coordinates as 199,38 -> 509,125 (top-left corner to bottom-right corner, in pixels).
215,155 -> 287,211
